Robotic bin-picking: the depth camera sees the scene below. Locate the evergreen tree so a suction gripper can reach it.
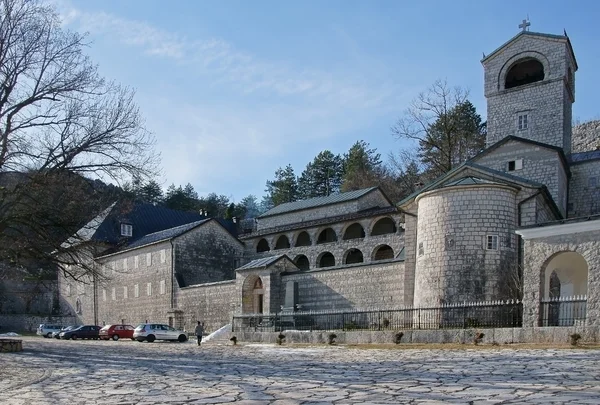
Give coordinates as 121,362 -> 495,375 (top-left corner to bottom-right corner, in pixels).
239,195 -> 260,218
164,183 -> 200,212
297,150 -> 344,199
265,164 -> 298,206
198,193 -> 231,218
341,140 -> 382,192
139,180 -> 164,205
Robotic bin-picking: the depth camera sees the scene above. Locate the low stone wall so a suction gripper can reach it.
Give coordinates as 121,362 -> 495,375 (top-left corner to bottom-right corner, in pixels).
231,326 -> 600,345
0,338 -> 23,352
0,314 -> 78,333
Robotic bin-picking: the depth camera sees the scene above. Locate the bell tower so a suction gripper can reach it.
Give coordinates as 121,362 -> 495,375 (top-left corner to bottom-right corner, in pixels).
481,21 -> 577,154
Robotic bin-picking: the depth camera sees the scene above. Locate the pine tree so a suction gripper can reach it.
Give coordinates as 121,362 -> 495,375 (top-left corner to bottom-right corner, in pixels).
298,151 -> 344,199
265,164 -> 298,206
139,180 -> 164,205
341,141 -> 382,192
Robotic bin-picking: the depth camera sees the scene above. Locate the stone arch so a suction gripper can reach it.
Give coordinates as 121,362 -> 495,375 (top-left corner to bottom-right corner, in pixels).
343,248 -> 364,265
256,238 -> 270,253
317,227 -> 337,244
317,251 -> 335,268
274,235 -> 290,250
241,275 -> 265,314
294,254 -> 310,271
542,251 -> 588,299
343,223 -> 365,240
295,231 -> 312,247
498,51 -> 550,91
372,244 -> 394,261
371,217 -> 397,236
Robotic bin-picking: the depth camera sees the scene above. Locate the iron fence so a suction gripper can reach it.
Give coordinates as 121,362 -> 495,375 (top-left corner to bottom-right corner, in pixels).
232,300 -> 523,332
539,296 -> 587,327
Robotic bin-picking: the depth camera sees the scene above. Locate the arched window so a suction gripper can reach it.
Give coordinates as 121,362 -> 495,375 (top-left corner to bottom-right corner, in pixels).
317,252 -> 335,268
505,59 -> 544,89
344,248 -> 363,265
253,278 -> 263,289
343,223 -> 365,240
317,228 -> 337,244
274,235 -> 290,250
256,238 -> 270,253
371,218 -> 397,236
295,231 -> 311,247
294,255 -> 310,271
372,245 -> 394,261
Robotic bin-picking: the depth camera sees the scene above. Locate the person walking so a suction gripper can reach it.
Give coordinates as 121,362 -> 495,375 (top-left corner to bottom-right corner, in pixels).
194,321 -> 204,346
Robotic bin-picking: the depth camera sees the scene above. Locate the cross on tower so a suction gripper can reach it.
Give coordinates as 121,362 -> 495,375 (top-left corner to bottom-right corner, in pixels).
519,19 -> 531,32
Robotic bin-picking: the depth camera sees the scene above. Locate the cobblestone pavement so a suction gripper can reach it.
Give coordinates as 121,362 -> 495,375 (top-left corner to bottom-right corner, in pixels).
1,337 -> 600,404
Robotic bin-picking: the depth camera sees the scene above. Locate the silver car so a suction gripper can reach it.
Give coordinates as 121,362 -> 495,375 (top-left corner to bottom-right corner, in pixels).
133,323 -> 188,343
37,324 -> 63,338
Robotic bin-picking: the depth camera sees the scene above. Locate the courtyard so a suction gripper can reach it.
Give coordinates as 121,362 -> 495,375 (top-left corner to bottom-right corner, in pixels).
1,337 -> 600,404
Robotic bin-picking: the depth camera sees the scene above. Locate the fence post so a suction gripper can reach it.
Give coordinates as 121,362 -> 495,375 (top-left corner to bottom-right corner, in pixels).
462,304 -> 467,329
231,316 -> 235,333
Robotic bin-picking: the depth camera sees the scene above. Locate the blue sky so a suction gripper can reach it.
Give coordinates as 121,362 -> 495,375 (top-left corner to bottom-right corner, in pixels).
56,0 -> 600,202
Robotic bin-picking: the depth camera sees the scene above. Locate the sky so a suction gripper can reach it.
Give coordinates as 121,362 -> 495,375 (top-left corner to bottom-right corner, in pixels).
54,0 -> 600,202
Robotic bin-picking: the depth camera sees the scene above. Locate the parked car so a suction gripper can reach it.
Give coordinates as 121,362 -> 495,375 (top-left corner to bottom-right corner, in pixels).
99,324 -> 135,341
53,325 -> 77,339
37,324 -> 64,338
60,325 -> 101,340
133,323 -> 188,343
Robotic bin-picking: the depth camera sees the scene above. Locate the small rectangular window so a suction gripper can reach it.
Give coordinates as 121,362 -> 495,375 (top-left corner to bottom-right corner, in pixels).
66,284 -> 71,297
146,282 -> 152,296
112,287 -> 116,300
160,280 -> 166,295
589,177 -> 598,188
123,259 -> 128,271
146,252 -> 152,266
134,255 -> 139,269
487,235 -> 499,250
508,159 -> 523,172
518,114 -> 528,130
418,242 -> 424,256
134,284 -> 139,298
160,249 -> 166,264
102,289 -> 107,302
123,286 -> 128,299
120,223 -> 133,237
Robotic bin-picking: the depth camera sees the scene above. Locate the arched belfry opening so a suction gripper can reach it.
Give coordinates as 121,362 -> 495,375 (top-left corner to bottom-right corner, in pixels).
274,235 -> 290,250
242,275 -> 264,314
505,58 -> 544,89
256,238 -> 270,253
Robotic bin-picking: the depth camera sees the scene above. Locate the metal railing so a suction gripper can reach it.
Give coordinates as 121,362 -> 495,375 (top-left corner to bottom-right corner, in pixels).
539,296 -> 587,327
232,300 -> 523,332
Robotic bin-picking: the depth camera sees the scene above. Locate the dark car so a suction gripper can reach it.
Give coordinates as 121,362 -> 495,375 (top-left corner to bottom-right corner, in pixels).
53,325 -> 77,339
99,324 -> 135,341
60,325 -> 101,340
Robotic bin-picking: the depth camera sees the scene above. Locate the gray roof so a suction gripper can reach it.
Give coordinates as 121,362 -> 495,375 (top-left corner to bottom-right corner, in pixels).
124,219 -> 211,250
442,176 -> 501,188
259,187 -> 379,218
570,150 -> 600,164
236,255 -> 289,271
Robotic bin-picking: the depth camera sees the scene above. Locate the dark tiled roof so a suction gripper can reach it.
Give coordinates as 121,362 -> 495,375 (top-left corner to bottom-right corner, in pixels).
518,214 -> 600,229
240,206 -> 399,239
125,219 -> 211,250
570,150 -> 600,164
259,187 -> 379,218
236,255 -> 288,271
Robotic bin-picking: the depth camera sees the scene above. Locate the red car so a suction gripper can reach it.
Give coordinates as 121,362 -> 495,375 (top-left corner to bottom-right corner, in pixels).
99,324 -> 135,341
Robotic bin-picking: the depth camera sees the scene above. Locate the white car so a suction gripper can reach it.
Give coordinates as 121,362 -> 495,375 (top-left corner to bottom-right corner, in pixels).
133,323 -> 188,343
37,324 -> 64,338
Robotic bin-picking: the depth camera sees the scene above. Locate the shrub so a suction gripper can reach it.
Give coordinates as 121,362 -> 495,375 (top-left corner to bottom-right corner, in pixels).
570,333 -> 582,346
344,321 -> 358,330
276,333 -> 286,345
229,336 -> 237,345
327,333 -> 337,345
382,318 -> 390,328
394,332 -> 404,344
473,332 -> 485,345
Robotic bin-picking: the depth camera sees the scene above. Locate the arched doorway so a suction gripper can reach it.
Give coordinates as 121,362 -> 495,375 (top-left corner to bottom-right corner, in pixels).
242,275 -> 265,314
542,251 -> 588,326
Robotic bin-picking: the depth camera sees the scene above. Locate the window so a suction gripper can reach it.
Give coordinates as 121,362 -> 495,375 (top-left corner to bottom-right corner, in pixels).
487,235 -> 499,250
146,282 -> 152,296
102,289 -> 107,302
123,259 -> 128,271
123,286 -> 128,299
112,287 -> 116,300
134,255 -> 139,269
160,249 -> 166,263
66,284 -> 71,297
518,114 -> 528,130
589,177 -> 598,189
120,223 -> 133,237
134,284 -> 139,298
146,253 -> 152,266
160,280 -> 166,295
418,242 -> 424,256
508,159 -> 523,172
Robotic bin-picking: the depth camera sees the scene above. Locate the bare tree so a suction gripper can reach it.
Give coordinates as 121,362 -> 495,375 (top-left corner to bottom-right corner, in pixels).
391,80 -> 485,179
0,0 -> 158,280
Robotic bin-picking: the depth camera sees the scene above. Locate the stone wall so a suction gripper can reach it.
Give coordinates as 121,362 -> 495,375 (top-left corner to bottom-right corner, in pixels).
280,260 -> 406,311
0,314 -> 77,333
483,34 -> 574,153
256,189 -> 390,231
414,185 -> 519,307
572,120 -> 600,153
176,280 -> 237,333
0,279 -> 57,315
568,160 -> 600,217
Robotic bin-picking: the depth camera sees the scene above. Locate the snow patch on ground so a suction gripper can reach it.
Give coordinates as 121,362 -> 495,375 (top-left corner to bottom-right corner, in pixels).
0,332 -> 21,337
203,324 -> 231,342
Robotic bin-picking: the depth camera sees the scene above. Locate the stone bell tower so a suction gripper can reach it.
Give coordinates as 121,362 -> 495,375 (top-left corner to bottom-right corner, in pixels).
481,20 -> 577,154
